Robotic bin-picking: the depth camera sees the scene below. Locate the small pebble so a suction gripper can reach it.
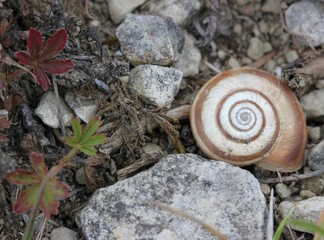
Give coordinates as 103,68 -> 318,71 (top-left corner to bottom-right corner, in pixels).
260,183 -> 271,195
307,126 -> 321,142
301,176 -> 324,195
75,167 -> 86,185
218,50 -> 226,60
316,79 -> 324,89
276,183 -> 291,199
299,190 -> 316,198
264,59 -> 276,72
285,50 -> 299,63
228,57 -> 241,69
259,21 -> 269,34
247,37 -> 264,60
263,42 -> 273,53
241,57 -> 252,65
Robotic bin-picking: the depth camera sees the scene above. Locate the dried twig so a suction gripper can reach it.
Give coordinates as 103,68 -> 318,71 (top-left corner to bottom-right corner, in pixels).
246,50 -> 278,69
117,152 -> 161,180
258,168 -> 324,184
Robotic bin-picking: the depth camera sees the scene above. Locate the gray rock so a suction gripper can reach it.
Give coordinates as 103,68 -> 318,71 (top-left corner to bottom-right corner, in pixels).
143,143 -> 163,155
300,89 -> 324,118
285,50 -> 299,63
307,126 -> 321,142
50,227 -> 78,240
108,0 -> 147,23
116,14 -> 185,65
79,154 -> 266,240
275,183 -> 291,199
35,92 -> 73,128
65,92 -> 97,123
247,37 -> 264,60
301,176 -> 324,195
316,79 -> 324,89
308,139 -> 324,170
228,57 -> 241,69
279,197 -> 324,233
299,190 -> 316,198
260,183 -> 271,196
173,32 -> 201,77
145,0 -> 203,25
285,0 -> 324,47
129,65 -> 183,107
75,167 -> 86,185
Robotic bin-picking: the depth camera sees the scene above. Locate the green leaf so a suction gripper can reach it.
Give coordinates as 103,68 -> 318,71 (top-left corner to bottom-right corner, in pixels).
71,118 -> 82,141
65,136 -> 79,148
80,117 -> 101,143
79,145 -> 97,156
65,116 -> 107,156
273,210 -> 293,240
84,134 -> 107,146
288,219 -> 324,236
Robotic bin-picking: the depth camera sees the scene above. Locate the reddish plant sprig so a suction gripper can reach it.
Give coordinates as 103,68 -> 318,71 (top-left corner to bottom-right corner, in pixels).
5,152 -> 70,219
15,28 -> 75,91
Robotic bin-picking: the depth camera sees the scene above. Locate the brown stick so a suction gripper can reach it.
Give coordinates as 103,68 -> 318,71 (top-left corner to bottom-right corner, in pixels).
258,168 -> 324,184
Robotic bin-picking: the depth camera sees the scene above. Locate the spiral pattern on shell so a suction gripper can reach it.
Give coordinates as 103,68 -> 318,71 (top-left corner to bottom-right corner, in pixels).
190,68 -> 307,172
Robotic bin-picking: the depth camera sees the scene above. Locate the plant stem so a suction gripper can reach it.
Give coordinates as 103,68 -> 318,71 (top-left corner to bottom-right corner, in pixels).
23,147 -> 79,240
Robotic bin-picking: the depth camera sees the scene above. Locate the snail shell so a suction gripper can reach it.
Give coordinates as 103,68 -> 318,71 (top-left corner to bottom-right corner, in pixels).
190,68 -> 307,172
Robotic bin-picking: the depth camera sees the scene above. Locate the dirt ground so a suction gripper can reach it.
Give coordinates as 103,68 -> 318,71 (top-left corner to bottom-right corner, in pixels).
0,0 -> 323,239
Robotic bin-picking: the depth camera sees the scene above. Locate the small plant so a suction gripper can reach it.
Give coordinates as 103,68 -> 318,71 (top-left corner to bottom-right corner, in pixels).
5,117 -> 107,240
15,28 -> 75,90
274,209 -> 324,240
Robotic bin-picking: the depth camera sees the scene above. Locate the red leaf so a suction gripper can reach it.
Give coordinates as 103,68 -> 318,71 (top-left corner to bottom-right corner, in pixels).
27,28 -> 42,60
41,59 -> 75,74
13,185 -> 38,215
0,134 -> 9,142
0,116 -> 10,129
5,170 -> 39,185
5,152 -> 71,218
15,28 -> 75,91
34,66 -> 50,90
41,28 -> 68,60
15,51 -> 33,65
29,151 -> 47,177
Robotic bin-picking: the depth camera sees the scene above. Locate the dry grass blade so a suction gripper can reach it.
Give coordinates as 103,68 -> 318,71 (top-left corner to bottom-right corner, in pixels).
266,188 -> 274,240
153,201 -> 229,240
295,55 -> 324,78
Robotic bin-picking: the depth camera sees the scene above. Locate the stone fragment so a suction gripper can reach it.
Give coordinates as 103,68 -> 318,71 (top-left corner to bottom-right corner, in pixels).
301,176 -> 324,195
307,126 -> 321,142
75,167 -> 86,185
247,37 -> 264,60
285,0 -> 324,47
299,190 -> 316,198
145,0 -> 203,25
285,50 -> 299,63
143,143 -> 163,155
108,0 -> 147,23
279,197 -> 324,233
173,32 -> 201,77
116,14 -> 185,65
65,92 -> 97,123
275,183 -> 291,199
50,227 -> 78,240
228,57 -> 241,69
308,140 -> 324,170
129,65 -> 183,107
79,154 -> 266,240
300,89 -> 324,118
35,92 -> 73,128
316,79 -> 324,89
